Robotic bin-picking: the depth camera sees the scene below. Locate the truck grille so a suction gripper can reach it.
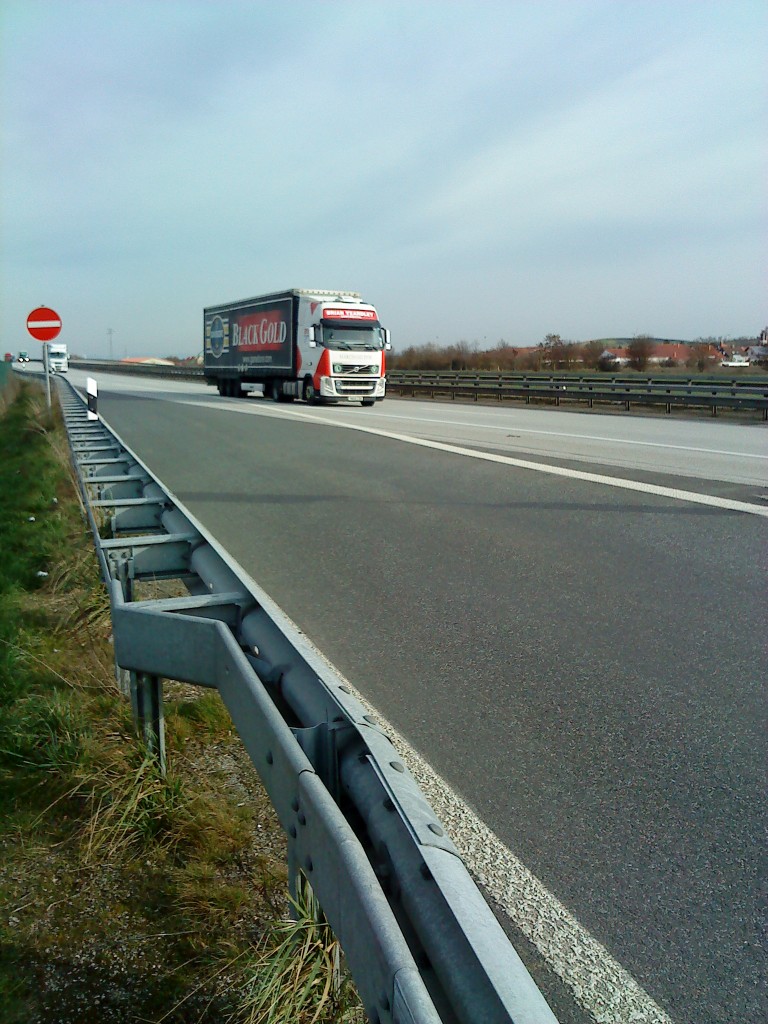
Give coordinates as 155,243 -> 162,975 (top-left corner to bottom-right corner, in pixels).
334,380 -> 376,395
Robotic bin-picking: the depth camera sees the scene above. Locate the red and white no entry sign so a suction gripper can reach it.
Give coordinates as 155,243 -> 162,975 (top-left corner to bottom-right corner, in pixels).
27,306 -> 62,342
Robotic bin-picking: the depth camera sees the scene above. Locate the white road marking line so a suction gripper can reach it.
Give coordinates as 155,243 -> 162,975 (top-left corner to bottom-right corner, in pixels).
239,402 -> 768,518
332,671 -> 677,1024
367,410 -> 768,460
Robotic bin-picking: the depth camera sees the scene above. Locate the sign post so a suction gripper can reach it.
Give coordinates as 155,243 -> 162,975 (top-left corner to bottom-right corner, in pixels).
26,306 -> 61,409
42,342 -> 51,408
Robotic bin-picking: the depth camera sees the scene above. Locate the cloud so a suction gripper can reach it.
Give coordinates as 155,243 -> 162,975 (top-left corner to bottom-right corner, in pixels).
1,1 -> 765,353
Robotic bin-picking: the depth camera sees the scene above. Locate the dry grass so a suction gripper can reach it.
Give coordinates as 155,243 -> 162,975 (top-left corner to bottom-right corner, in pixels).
232,878 -> 365,1024
0,379 -> 363,1023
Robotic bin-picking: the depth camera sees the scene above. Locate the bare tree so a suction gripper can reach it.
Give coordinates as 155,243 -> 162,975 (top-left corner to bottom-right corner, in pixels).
627,335 -> 654,371
581,339 -> 606,370
686,343 -> 716,372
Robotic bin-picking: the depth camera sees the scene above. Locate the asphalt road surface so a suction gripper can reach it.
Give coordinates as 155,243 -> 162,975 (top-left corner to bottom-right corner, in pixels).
57,370 -> 768,1023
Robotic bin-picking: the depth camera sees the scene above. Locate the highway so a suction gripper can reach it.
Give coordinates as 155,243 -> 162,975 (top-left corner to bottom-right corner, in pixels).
60,369 -> 768,1023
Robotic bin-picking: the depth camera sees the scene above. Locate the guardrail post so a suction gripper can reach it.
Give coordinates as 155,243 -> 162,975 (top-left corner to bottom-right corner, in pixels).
110,552 -> 167,773
132,672 -> 166,776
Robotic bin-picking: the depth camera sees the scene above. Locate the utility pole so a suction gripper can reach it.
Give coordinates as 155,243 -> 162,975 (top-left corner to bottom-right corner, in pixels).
107,328 -> 114,361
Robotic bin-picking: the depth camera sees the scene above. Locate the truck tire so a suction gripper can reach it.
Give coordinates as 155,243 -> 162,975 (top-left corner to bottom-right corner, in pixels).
302,378 -> 317,405
361,399 -> 375,407
270,380 -> 281,402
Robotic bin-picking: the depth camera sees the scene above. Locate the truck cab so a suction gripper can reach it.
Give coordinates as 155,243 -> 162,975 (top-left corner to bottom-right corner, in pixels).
301,295 -> 390,405
47,344 -> 68,372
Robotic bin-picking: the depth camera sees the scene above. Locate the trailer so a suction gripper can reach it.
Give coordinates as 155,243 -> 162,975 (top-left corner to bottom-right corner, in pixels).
203,289 -> 390,405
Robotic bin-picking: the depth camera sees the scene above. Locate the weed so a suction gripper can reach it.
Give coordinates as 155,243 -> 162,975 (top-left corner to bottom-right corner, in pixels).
172,690 -> 233,739
174,862 -> 251,927
0,688 -> 91,791
233,878 -> 365,1024
80,751 -> 192,861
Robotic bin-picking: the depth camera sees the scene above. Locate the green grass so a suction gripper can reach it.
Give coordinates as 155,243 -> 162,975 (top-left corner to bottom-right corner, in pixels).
235,878 -> 365,1024
0,382 -> 363,1023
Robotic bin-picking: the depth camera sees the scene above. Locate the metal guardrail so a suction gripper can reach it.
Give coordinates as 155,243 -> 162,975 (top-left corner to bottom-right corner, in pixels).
68,359 -> 768,417
54,374 -> 558,1024
70,359 -> 202,381
389,368 -> 768,387
386,371 -> 768,418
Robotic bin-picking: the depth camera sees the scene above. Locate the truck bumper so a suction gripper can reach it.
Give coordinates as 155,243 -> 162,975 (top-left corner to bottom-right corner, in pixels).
319,377 -> 386,401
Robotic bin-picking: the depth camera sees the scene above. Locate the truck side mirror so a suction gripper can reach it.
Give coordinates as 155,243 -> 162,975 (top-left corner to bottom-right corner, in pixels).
383,329 -> 392,351
308,326 -> 317,348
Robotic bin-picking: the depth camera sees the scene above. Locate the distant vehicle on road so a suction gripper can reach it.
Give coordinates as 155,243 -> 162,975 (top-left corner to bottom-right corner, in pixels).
47,343 -> 68,372
17,351 -> 30,363
4,353 -> 12,362
720,354 -> 750,367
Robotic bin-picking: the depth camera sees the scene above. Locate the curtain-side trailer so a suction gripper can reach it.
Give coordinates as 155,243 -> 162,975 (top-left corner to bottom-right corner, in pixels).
203,288 -> 390,405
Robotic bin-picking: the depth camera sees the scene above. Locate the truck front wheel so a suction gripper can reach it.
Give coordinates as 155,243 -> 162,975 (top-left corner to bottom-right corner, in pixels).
302,378 -> 317,405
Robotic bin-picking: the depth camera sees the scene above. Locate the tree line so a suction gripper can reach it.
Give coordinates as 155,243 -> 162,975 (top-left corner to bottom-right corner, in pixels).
388,335 -> 762,373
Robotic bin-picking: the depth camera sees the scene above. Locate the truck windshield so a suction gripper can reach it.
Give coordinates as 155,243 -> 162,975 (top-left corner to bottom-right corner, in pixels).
321,326 -> 383,351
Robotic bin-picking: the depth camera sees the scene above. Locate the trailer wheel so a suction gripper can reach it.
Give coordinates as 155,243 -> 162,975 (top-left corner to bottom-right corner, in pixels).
217,380 -> 226,396
270,380 -> 282,402
302,378 -> 316,405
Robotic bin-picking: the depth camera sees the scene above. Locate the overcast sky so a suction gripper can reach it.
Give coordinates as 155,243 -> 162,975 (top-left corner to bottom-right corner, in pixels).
2,1 -> 765,358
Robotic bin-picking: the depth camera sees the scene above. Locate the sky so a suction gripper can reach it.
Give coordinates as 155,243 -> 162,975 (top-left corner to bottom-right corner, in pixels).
1,0 -> 765,359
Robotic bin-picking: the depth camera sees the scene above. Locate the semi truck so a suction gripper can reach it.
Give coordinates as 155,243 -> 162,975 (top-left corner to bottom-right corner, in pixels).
47,343 -> 68,372
203,289 -> 390,405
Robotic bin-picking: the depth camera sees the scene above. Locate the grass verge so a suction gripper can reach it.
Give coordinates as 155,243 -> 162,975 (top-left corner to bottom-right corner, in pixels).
0,379 -> 364,1023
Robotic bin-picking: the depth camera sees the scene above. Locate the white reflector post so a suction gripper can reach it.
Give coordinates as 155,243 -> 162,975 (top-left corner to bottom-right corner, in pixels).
87,377 -> 98,420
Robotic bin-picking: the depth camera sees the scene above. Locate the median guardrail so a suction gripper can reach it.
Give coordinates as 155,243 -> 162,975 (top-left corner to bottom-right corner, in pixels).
68,359 -> 768,418
53,373 -> 558,1024
386,371 -> 768,418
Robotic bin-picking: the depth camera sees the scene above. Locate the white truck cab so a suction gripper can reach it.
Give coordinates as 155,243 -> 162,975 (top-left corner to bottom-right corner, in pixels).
47,343 -> 68,372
